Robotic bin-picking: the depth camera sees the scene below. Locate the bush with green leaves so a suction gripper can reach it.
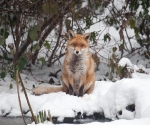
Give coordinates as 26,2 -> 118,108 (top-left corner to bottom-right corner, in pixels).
0,0 -> 149,81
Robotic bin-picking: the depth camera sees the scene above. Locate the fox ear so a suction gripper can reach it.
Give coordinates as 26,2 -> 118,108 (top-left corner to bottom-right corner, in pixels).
83,32 -> 91,41
68,30 -> 76,39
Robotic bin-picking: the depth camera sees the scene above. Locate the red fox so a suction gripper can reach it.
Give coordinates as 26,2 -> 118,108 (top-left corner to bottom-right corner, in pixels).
32,30 -> 95,96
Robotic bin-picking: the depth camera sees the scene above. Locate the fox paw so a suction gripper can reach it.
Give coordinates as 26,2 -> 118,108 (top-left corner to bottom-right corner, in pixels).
32,86 -> 47,95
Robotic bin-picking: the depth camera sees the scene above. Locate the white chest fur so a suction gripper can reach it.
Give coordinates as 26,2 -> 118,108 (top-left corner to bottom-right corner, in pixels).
67,54 -> 87,77
66,53 -> 88,94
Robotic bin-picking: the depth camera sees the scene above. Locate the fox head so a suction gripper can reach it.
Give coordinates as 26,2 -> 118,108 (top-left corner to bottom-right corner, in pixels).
66,30 -> 91,56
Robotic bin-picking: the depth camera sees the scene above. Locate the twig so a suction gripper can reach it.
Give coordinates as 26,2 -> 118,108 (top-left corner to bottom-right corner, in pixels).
121,38 -> 125,58
18,71 -> 37,124
55,69 -> 61,75
16,70 -> 27,125
29,64 -> 49,83
48,19 -> 63,65
125,28 -> 132,50
146,52 -> 150,59
51,53 -> 66,65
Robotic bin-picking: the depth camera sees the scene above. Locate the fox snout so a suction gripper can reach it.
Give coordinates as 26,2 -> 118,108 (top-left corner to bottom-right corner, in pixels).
73,46 -> 84,55
76,50 -> 79,54
74,50 -> 81,55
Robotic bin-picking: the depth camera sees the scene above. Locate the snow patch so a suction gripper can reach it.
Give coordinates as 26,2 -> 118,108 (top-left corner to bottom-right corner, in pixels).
118,57 -> 133,67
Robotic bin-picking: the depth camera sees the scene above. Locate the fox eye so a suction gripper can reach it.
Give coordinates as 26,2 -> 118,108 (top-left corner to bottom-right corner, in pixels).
80,44 -> 84,47
72,43 -> 76,47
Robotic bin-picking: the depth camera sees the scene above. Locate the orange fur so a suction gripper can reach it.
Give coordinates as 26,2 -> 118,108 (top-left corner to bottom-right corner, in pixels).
32,30 -> 95,96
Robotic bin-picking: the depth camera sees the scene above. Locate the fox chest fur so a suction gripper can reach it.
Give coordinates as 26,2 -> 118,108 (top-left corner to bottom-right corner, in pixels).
68,54 -> 86,75
66,54 -> 87,93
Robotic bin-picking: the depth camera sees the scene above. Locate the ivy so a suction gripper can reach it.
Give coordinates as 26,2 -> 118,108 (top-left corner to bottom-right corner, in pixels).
90,31 -> 99,44
38,57 -> 46,66
42,1 -> 58,17
0,71 -> 6,78
33,43 -> 40,52
104,33 -> 111,42
29,25 -> 41,41
129,19 -> 135,29
44,41 -> 50,50
18,56 -> 27,71
0,37 -> 5,45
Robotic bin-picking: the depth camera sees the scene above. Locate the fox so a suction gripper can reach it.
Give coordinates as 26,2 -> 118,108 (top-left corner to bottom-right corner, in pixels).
32,30 -> 95,96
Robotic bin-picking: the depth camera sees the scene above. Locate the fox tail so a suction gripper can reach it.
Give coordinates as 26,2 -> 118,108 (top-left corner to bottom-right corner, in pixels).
32,86 -> 64,95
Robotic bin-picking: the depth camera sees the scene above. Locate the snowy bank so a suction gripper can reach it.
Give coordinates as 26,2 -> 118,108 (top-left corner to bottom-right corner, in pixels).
1,75 -> 150,124
28,118 -> 150,125
100,79 -> 150,120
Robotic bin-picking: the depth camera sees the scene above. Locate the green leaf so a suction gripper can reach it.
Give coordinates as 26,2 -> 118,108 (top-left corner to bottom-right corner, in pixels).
21,56 -> 27,64
42,3 -> 50,14
52,3 -> 58,15
18,56 -> 27,71
44,41 -> 50,50
29,25 -> 41,40
65,19 -> 71,31
3,53 -> 13,61
112,47 -> 117,52
29,30 -> 38,40
18,60 -> 25,71
10,70 -> 15,79
116,66 -> 123,75
44,2 -> 58,17
38,57 -> 45,66
34,25 -> 41,32
90,32 -> 97,44
1,71 -> 6,78
33,44 -> 40,52
129,19 -> 135,29
9,83 -> 13,89
104,33 -> 111,42
134,27 -> 140,37
4,32 -> 9,39
0,37 -> 5,45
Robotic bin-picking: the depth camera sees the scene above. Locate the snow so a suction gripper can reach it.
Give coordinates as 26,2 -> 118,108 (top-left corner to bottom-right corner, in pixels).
113,0 -> 126,10
81,0 -> 88,8
0,80 -> 112,118
1,1 -> 150,125
118,57 -> 133,67
2,14 -> 150,124
0,60 -> 150,125
28,118 -> 150,125
0,0 -> 150,125
149,7 -> 150,15
136,5 -> 144,15
100,79 -> 150,119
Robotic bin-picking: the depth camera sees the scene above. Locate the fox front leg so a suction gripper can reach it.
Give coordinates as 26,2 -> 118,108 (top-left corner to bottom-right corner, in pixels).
79,85 -> 84,97
69,84 -> 74,95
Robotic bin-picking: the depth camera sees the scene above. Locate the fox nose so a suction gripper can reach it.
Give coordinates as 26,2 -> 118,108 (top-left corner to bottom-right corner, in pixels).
76,51 -> 79,54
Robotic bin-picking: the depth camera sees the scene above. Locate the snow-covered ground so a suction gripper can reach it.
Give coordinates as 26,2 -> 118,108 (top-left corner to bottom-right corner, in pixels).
0,58 -> 150,125
28,118 -> 150,125
1,1 -> 150,124
3,18 -> 150,125
0,0 -> 149,125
